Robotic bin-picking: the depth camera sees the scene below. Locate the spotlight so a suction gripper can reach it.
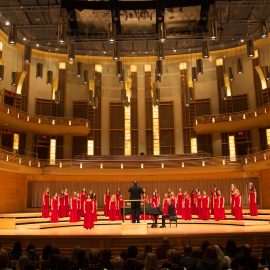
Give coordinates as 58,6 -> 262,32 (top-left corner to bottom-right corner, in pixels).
57,23 -> 66,44
260,19 -> 268,39
157,42 -> 164,60
266,67 -> 270,81
202,41 -> 209,59
228,67 -> 234,81
247,40 -> 254,58
158,21 -> 166,43
11,72 -> 17,86
116,60 -> 122,77
77,62 -> 82,77
113,42 -> 119,61
55,90 -> 61,104
0,65 -> 4,81
237,58 -> 243,74
8,24 -> 17,45
192,67 -> 198,82
209,18 -> 217,40
36,63 -> 43,79
5,20 -> 10,26
156,59 -> 163,76
23,45 -> 32,64
119,69 -> 124,83
108,23 -> 116,43
46,70 -> 53,85
83,70 -> 88,84
196,59 -> 203,75
68,43 -> 75,62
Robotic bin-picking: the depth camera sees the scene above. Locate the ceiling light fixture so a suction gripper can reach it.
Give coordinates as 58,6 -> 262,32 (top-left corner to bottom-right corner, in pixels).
68,43 -> 75,62
113,42 -> 119,60
5,20 -> 10,26
83,70 -> 88,84
116,60 -> 122,77
192,67 -> 198,82
260,19 -> 268,39
196,59 -> 203,75
246,39 -> 254,58
23,45 -> 32,64
0,65 -> 4,81
237,58 -> 243,74
108,23 -> 116,43
57,23 -> 66,44
228,67 -> 234,81
8,24 -> 17,45
77,62 -> 82,77
36,63 -> 43,79
157,42 -> 164,60
156,59 -> 163,76
158,21 -> 166,43
46,70 -> 53,85
209,18 -> 217,40
202,40 -> 209,59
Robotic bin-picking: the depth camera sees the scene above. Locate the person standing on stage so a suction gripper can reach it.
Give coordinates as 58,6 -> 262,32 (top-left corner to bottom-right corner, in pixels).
234,189 -> 243,220
109,194 -> 117,221
201,191 -> 210,220
162,193 -> 169,215
218,190 -> 226,220
117,194 -> 124,220
160,199 -> 176,228
92,192 -> 98,221
59,190 -> 65,218
177,188 -> 183,216
196,190 -> 203,220
213,191 -> 220,221
50,193 -> 59,223
84,194 -> 94,229
128,181 -> 144,223
104,189 -> 111,217
182,191 -> 192,220
76,193 -> 81,221
150,191 -> 159,228
249,182 -> 258,216
230,184 -> 236,215
42,187 -> 50,218
64,188 -> 69,217
70,191 -> 78,222
80,188 -> 87,217
141,188 -> 150,220
154,189 -> 160,206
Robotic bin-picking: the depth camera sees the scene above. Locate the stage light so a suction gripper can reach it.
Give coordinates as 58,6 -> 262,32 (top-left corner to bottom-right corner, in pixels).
209,18 -> 217,40
5,20 -> 10,26
83,70 -> 88,84
196,59 -> 203,75
237,58 -> 243,74
55,90 -> 61,104
77,62 -> 82,77
161,163 -> 164,168
113,42 -> 119,61
158,21 -> 166,43
266,67 -> 270,81
247,40 -> 254,58
157,43 -> 164,60
46,70 -> 53,85
192,67 -> 198,82
153,88 -> 160,107
108,23 -> 116,43
11,72 -> 16,86
24,45 -> 32,63
228,67 -> 234,81
116,60 -> 122,77
100,163 -> 103,169
0,65 -> 4,81
221,86 -> 227,100
260,19 -> 268,38
156,59 -> 163,76
119,69 -> 124,83
68,43 -> 75,62
57,23 -> 66,44
8,24 -> 17,45
36,63 -> 43,79
202,41 -> 209,59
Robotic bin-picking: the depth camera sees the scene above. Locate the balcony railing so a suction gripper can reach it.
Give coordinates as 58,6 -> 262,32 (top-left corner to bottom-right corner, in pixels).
0,102 -> 89,127
194,103 -> 270,126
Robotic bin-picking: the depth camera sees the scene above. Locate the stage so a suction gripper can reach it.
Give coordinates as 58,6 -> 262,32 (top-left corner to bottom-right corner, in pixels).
0,210 -> 269,257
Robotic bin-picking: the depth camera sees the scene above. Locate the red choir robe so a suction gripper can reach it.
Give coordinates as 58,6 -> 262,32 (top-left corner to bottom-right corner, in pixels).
177,192 -> 183,215
64,192 -> 69,217
156,193 -> 161,207
163,198 -> 169,215
249,189 -> 258,216
230,191 -> 235,215
77,198 -> 81,221
50,197 -> 59,223
104,194 -> 111,217
234,194 -> 243,220
150,196 -> 158,220
59,195 -> 65,218
84,199 -> 94,229
202,196 -> 210,220
220,196 -> 226,220
93,198 -> 97,221
42,192 -> 50,218
70,196 -> 78,222
213,195 -> 220,221
182,197 -> 192,220
117,198 -> 124,220
196,195 -> 203,220
80,192 -> 86,217
109,200 -> 117,221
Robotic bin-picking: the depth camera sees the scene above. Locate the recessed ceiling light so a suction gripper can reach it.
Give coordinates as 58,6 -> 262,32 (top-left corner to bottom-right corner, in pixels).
5,20 -> 10,26
132,51 -> 135,54
36,43 -> 40,47
103,51 -> 107,54
240,39 -> 244,43
55,48 -> 58,51
145,51 -> 148,54
173,49 -> 177,53
22,37 -> 27,41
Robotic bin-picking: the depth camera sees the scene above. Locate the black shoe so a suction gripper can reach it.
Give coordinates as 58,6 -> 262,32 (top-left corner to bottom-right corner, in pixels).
160,225 -> 166,228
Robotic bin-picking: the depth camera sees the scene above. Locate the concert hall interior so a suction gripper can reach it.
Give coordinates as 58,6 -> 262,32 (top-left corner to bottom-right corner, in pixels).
1,0 -> 270,269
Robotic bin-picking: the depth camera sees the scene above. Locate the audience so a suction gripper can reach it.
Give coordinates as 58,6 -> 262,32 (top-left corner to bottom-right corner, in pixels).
0,239 -> 268,270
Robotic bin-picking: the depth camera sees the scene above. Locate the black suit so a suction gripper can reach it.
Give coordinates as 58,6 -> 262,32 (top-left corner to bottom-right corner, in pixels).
161,204 -> 176,226
128,184 -> 144,223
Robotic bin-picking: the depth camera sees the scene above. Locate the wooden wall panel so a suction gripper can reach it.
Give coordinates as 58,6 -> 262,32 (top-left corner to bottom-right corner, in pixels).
0,171 -> 27,213
27,176 -> 259,209
259,169 -> 270,208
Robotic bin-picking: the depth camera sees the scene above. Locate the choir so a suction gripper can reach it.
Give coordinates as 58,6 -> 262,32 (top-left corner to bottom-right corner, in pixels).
41,182 -> 258,228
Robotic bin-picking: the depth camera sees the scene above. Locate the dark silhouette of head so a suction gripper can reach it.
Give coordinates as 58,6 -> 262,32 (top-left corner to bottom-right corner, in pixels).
133,181 -> 138,187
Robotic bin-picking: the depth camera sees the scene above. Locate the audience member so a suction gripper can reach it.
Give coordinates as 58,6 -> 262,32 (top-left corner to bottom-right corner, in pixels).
88,249 -> 103,270
200,241 -> 210,257
11,241 -> 22,261
260,244 -> 270,267
101,249 -> 113,270
144,253 -> 159,270
137,245 -> 153,261
0,249 -> 12,270
224,239 -> 238,259
180,245 -> 197,270
156,238 -> 170,260
16,255 -> 36,270
213,245 -> 231,270
111,256 -> 124,270
125,246 -> 143,270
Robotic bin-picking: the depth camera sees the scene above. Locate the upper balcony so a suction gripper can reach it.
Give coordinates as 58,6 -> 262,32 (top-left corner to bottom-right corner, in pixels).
194,104 -> 270,133
0,103 -> 90,136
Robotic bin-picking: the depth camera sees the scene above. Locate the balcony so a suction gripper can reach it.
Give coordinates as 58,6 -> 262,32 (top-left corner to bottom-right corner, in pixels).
0,103 -> 90,135
194,104 -> 270,133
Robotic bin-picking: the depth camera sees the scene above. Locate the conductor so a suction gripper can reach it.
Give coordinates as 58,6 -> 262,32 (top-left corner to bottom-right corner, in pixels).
128,181 -> 144,223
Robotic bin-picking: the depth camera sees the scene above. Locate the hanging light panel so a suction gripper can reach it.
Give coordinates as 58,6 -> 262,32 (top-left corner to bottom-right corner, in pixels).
247,40 -> 254,58
24,45 -> 32,63
202,41 -> 210,59
36,63 -> 43,79
46,70 -> 53,85
158,22 -> 166,43
8,24 -> 17,45
196,59 -> 203,75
